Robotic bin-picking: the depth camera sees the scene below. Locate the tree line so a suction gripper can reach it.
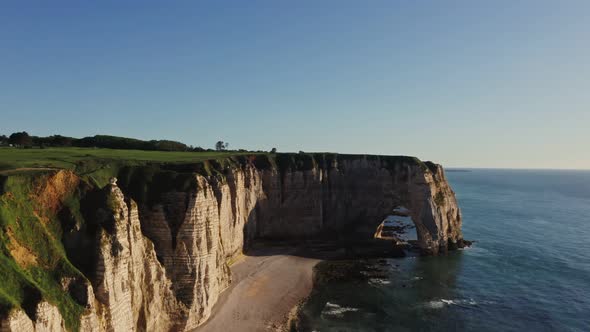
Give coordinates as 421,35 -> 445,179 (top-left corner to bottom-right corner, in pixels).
0,132 -> 276,153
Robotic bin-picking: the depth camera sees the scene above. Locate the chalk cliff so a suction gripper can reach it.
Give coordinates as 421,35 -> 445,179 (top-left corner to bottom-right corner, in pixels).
0,154 -> 465,331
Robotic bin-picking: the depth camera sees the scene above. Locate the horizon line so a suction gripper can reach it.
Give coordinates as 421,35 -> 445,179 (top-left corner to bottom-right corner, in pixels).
446,166 -> 590,171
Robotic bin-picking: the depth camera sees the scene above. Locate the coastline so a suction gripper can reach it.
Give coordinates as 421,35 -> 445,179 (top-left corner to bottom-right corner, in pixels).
194,241 -> 408,332
194,245 -> 321,332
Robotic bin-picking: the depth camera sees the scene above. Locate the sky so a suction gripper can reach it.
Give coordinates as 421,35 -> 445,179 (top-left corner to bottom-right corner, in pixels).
1,1 -> 589,169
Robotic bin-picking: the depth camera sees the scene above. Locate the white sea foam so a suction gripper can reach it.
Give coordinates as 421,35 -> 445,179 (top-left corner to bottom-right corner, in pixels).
423,298 -> 479,309
424,300 -> 445,309
368,278 -> 391,286
462,246 -> 498,257
321,302 -> 360,318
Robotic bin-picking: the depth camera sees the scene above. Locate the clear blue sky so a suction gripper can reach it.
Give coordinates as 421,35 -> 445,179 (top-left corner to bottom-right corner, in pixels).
1,1 -> 589,169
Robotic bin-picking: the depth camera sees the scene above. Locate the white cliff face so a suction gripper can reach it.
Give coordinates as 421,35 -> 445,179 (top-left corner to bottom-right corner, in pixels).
253,158 -> 463,254
0,302 -> 65,332
91,185 -> 180,332
1,156 -> 463,331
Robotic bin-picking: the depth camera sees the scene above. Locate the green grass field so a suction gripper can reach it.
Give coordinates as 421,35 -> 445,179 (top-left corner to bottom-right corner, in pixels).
0,147 -> 255,172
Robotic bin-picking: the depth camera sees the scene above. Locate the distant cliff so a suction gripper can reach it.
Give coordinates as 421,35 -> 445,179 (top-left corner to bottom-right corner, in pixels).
0,153 -> 465,331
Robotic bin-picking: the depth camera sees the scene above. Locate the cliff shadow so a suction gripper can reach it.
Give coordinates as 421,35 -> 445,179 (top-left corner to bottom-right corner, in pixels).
241,201 -> 407,260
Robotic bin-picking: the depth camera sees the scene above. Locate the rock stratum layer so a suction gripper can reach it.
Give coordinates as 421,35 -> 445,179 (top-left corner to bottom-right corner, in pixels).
0,154 -> 465,331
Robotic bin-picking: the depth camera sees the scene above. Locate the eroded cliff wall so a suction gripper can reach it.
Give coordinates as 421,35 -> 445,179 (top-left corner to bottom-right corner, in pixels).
0,154 -> 465,331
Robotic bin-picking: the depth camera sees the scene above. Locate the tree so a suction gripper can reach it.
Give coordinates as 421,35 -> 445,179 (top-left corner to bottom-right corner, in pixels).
0,135 -> 7,145
270,147 -> 277,153
8,131 -> 32,147
215,141 -> 229,151
51,135 -> 73,147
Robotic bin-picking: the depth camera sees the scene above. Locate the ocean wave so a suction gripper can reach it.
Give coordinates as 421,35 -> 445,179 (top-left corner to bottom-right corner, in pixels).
461,246 -> 498,257
321,302 -> 360,318
530,217 -> 549,225
423,298 -> 479,309
368,278 -> 391,286
424,300 -> 445,309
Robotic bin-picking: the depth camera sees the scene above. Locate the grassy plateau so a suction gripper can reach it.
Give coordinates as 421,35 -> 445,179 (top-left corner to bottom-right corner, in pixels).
0,147 -> 253,171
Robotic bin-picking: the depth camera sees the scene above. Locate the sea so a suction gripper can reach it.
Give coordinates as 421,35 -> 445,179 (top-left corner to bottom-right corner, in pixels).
298,169 -> 590,332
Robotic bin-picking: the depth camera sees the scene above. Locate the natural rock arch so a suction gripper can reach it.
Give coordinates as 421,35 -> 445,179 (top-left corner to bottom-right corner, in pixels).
242,157 -> 464,255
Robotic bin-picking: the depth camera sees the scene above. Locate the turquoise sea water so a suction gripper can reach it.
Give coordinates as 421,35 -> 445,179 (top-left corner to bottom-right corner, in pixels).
299,169 -> 590,331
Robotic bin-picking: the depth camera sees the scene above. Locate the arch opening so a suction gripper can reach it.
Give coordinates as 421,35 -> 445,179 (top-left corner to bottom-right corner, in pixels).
374,206 -> 419,255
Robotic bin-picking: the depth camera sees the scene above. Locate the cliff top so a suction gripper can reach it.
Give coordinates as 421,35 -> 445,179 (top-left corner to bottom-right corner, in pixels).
0,147 -> 435,173
0,147 -> 255,172
0,147 -> 439,193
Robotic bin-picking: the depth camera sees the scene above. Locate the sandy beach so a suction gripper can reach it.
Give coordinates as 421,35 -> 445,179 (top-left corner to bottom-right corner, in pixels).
194,247 -> 320,332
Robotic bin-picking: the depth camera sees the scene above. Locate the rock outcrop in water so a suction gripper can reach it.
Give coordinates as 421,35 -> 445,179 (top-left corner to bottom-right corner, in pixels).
0,154 -> 465,331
